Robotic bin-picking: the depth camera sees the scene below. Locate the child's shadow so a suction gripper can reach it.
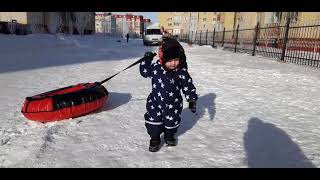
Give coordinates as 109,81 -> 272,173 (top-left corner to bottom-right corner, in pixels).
244,117 -> 316,168
159,93 -> 217,147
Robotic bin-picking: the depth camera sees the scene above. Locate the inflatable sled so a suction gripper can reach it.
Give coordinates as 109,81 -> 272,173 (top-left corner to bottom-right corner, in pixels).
21,52 -> 154,123
21,83 -> 108,123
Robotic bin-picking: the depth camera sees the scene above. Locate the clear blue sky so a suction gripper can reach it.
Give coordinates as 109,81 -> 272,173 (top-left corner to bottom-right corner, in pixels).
112,12 -> 158,23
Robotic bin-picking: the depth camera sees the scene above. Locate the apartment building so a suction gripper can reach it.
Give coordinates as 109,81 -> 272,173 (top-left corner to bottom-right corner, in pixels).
143,18 -> 151,32
220,12 -> 320,40
113,13 -> 144,37
95,12 -> 116,34
0,12 -> 95,34
159,12 -> 222,36
158,12 -> 174,35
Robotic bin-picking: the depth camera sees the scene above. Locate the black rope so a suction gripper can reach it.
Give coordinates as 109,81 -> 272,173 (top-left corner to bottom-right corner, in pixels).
97,55 -> 149,86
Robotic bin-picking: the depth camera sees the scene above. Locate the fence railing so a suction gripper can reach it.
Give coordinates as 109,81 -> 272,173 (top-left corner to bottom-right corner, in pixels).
179,20 -> 320,68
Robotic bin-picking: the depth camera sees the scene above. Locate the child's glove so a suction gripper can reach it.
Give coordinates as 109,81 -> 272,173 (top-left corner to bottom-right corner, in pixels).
188,100 -> 197,113
143,52 -> 157,61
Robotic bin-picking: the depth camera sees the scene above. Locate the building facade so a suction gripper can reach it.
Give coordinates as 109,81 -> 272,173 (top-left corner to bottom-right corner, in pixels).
95,12 -> 116,35
143,18 -> 151,32
113,13 -> 145,37
0,12 -> 95,34
159,12 -> 222,37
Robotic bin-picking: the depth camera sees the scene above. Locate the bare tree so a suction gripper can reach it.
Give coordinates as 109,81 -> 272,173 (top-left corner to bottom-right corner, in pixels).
8,22 -> 17,34
73,12 -> 91,37
67,12 -> 74,35
30,12 -> 46,34
48,12 -> 63,36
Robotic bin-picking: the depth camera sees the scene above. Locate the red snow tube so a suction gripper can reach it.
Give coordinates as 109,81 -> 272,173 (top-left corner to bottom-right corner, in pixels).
21,83 -> 108,123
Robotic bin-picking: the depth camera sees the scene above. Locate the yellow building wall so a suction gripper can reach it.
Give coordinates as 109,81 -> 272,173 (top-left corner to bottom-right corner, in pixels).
159,12 -> 190,35
221,12 -> 236,31
159,12 -> 173,33
0,12 -> 28,24
239,12 -> 258,29
299,12 -> 320,22
197,12 -> 218,31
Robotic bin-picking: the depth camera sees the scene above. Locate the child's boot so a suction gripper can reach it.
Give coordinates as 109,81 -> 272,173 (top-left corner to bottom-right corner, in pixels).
164,132 -> 177,146
149,136 -> 161,152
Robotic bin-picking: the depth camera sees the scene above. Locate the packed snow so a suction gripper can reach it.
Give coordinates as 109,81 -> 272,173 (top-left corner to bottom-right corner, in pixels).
0,34 -> 319,168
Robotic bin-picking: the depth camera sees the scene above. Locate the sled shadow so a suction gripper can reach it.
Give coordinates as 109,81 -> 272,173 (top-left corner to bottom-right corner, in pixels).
244,117 -> 316,168
159,93 -> 217,148
93,92 -> 132,114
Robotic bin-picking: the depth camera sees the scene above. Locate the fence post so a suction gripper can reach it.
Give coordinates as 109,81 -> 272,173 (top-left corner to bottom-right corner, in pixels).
234,24 -> 239,53
281,15 -> 291,61
212,28 -> 215,48
222,27 -> 225,47
199,31 -> 202,45
206,29 -> 208,45
252,22 -> 259,56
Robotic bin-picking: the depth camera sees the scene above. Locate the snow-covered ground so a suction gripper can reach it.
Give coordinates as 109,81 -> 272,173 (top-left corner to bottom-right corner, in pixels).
0,34 -> 319,168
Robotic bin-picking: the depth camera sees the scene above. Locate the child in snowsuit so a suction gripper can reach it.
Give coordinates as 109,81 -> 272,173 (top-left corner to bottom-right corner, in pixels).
139,38 -> 198,152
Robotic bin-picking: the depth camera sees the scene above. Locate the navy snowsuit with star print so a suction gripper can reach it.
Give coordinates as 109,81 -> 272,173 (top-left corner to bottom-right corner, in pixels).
140,59 -> 198,138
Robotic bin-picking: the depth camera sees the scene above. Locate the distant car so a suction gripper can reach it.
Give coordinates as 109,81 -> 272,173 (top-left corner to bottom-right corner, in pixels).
143,23 -> 163,46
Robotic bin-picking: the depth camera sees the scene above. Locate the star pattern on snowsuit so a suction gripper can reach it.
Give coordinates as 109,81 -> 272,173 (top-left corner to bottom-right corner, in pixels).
143,69 -> 147,73
139,60 -> 198,133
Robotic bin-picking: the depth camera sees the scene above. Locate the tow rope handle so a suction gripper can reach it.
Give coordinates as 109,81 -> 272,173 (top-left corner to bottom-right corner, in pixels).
96,53 -> 157,86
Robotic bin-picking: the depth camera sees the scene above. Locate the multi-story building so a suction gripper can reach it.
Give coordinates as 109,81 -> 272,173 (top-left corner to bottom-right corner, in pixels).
143,18 -> 151,32
221,12 -> 320,31
113,13 -> 144,37
159,12 -> 223,37
197,12 -> 221,32
0,12 -> 95,34
220,12 -> 320,41
158,12 -> 173,35
95,12 -> 116,35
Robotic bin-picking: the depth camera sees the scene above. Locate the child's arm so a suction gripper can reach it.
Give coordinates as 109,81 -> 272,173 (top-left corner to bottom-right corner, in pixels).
180,68 -> 198,102
139,52 -> 156,78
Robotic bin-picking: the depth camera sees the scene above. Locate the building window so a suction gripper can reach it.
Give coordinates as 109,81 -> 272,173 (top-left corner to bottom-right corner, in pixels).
168,23 -> 172,26
203,18 -> 207,21
290,12 -> 299,22
272,12 -> 282,23
217,15 -> 221,21
203,24 -> 206,28
213,18 -> 217,21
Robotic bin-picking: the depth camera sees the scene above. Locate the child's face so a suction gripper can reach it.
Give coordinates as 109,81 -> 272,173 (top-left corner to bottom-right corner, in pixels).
165,58 -> 180,70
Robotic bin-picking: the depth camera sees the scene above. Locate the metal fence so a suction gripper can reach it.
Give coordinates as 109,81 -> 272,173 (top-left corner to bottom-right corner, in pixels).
179,20 -> 320,68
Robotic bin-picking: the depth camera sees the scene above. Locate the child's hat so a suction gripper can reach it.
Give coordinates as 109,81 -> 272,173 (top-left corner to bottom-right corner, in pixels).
158,38 -> 186,65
